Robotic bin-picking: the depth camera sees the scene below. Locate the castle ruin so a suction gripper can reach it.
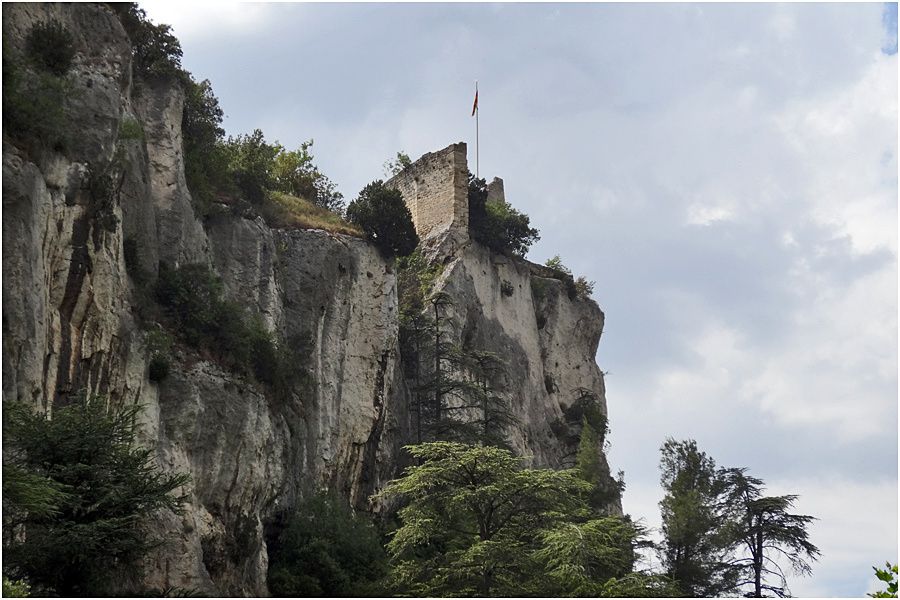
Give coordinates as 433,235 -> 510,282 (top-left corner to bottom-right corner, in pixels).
386,142 -> 509,244
385,142 -> 470,241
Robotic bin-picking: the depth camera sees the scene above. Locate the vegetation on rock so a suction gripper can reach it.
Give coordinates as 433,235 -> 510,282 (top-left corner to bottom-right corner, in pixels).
468,172 -> 540,257
346,180 -> 419,258
154,263 -> 297,393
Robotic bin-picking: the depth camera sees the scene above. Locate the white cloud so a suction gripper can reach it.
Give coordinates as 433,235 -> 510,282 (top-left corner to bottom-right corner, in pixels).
142,1 -> 278,41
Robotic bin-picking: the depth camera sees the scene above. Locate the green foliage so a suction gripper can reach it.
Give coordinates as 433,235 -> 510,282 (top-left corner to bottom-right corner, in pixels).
154,263 -> 296,392
222,129 -> 281,205
544,255 -> 595,300
181,77 -> 232,211
271,140 -> 344,212
565,389 -> 608,437
575,275 -> 596,298
533,517 -> 642,595
659,439 -> 820,598
2,396 -> 189,596
576,418 -> 610,512
267,493 -> 388,597
658,438 -> 736,597
145,329 -> 173,383
718,467 -> 820,598
383,151 -> 412,177
25,21 -> 75,76
2,577 -> 31,598
468,172 -> 540,257
869,562 -> 899,598
378,442 -> 646,596
112,3 -> 184,80
346,180 -> 419,258
2,50 -> 70,152
119,116 -> 145,141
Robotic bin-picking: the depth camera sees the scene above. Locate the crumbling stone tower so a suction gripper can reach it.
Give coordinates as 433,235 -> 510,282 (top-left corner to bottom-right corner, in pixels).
385,142 -> 470,242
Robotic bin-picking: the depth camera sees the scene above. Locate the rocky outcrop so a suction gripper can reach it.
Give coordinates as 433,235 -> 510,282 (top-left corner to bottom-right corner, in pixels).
2,3 -> 618,595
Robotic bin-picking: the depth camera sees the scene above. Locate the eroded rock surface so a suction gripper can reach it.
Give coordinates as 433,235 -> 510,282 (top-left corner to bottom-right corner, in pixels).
2,3 -> 619,594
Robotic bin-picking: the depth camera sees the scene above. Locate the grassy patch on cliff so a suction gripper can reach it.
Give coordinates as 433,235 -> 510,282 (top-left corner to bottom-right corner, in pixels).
261,192 -> 362,237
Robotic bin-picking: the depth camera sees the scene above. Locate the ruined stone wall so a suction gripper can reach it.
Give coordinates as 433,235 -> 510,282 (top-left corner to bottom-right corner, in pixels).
386,142 -> 469,241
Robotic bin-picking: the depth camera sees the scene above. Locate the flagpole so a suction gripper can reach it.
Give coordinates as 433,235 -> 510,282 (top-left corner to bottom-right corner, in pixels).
475,80 -> 479,179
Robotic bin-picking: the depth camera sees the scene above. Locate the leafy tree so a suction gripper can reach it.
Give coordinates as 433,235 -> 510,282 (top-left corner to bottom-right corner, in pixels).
271,140 -> 344,213
346,180 -> 418,258
378,442 -> 590,596
575,418 -> 615,513
112,3 -> 184,79
383,151 -> 412,177
2,396 -> 189,596
222,128 -> 282,205
468,172 -> 539,257
378,442 -> 654,597
182,77 -> 232,209
267,493 -> 388,597
718,468 -> 820,598
869,562 -> 899,598
658,438 -> 736,597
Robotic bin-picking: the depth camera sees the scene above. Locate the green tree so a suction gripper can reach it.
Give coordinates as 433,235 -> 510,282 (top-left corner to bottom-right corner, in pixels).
658,438 -> 736,597
271,140 -> 344,213
182,77 -> 232,209
718,468 -> 820,598
869,562 -> 898,598
2,396 -> 189,596
468,172 -> 539,257
378,442 -> 646,597
346,180 -> 418,258
111,3 -> 184,79
223,128 -> 282,204
383,151 -> 412,177
267,493 -> 388,597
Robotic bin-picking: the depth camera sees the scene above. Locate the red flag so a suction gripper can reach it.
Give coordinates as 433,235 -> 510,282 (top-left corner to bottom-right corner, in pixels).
471,89 -> 478,116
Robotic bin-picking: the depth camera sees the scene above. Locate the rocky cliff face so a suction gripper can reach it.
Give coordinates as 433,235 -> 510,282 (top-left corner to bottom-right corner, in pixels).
2,3 -> 618,595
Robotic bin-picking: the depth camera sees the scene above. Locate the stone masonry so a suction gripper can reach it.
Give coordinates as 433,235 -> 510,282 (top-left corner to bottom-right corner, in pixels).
385,142 -> 469,241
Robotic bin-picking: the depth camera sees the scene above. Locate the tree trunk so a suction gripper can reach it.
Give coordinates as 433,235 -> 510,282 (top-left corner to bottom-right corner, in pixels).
754,526 -> 763,597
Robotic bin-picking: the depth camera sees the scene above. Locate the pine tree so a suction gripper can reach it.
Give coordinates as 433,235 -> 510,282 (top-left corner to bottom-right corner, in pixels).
2,395 -> 189,595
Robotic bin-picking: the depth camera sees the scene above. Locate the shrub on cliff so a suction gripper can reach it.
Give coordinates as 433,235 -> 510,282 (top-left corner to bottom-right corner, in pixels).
544,255 -> 595,300
272,140 -> 344,213
346,180 -> 418,258
154,263 -> 297,392
267,493 -> 388,597
2,395 -> 189,596
468,173 -> 539,258
25,21 -> 76,76
111,3 -> 184,79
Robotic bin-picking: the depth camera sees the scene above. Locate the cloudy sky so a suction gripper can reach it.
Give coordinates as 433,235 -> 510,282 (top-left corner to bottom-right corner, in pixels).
144,2 -> 897,596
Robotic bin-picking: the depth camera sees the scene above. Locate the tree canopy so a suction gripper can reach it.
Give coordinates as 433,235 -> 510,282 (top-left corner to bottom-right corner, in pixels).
378,442 -> 665,597
2,396 -> 189,596
346,180 -> 419,258
658,439 -> 820,598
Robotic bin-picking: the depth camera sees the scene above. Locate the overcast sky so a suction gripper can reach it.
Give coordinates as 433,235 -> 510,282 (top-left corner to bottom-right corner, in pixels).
143,2 -> 898,596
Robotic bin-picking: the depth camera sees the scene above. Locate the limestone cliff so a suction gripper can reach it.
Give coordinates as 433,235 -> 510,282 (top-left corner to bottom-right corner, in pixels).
2,3 -> 618,595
